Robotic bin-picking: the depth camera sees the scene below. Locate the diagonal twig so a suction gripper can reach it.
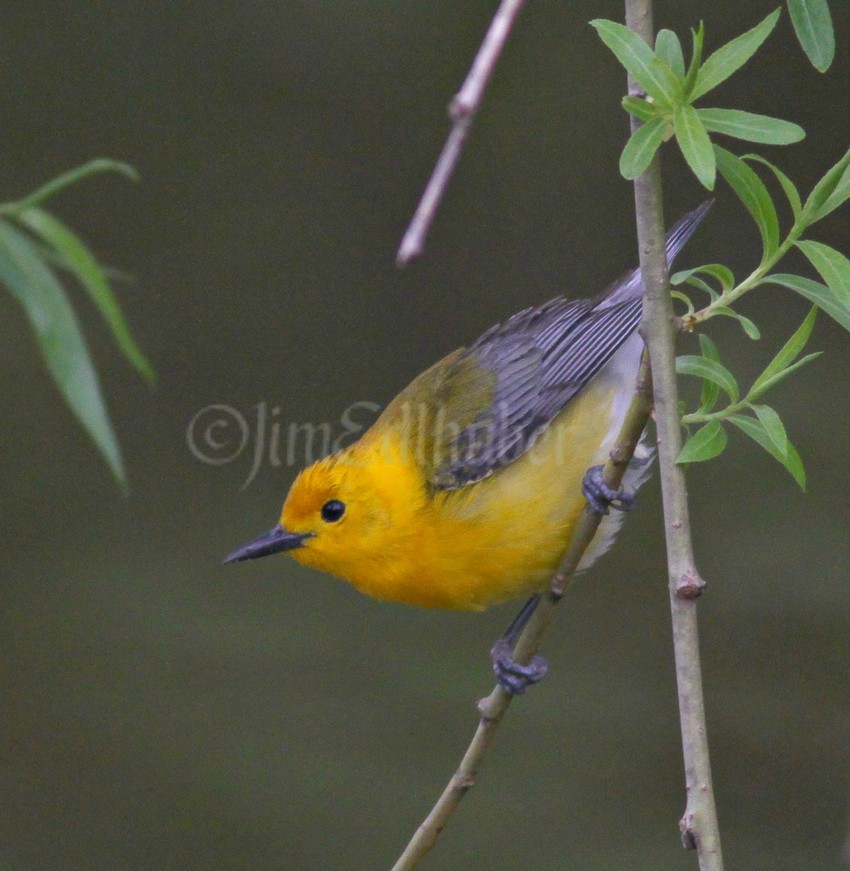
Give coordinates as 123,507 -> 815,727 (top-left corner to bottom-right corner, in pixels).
396,0 -> 529,267
388,351 -> 654,871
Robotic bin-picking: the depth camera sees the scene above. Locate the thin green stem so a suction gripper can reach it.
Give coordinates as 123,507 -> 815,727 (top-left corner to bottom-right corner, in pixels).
691,219 -> 805,324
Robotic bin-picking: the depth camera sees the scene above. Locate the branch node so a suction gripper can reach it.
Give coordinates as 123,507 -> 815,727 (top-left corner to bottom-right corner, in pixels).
679,813 -> 698,850
676,569 -> 706,599
547,573 -> 567,602
449,95 -> 475,122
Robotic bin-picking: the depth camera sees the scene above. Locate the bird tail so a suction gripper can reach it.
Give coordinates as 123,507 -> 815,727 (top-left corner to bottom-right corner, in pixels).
596,199 -> 713,308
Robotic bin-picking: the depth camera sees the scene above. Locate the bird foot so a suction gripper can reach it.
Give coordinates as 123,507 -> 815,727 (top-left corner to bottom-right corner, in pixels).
582,465 -> 635,515
490,638 -> 548,695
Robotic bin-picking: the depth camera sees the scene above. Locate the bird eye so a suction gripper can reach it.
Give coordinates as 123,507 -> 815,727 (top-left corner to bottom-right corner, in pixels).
320,500 -> 346,523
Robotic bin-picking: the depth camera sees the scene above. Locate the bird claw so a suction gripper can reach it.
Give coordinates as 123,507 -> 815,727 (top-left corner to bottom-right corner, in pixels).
491,638 -> 548,695
582,465 -> 635,515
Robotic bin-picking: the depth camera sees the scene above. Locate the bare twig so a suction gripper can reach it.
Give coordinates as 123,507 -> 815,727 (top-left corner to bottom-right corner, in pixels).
389,351 -> 654,871
625,2 -> 724,868
396,0 -> 529,267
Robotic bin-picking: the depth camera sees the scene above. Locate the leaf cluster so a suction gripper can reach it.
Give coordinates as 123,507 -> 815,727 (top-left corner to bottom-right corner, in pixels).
592,10 -> 810,189
593,3 -> 846,490
0,160 -> 153,488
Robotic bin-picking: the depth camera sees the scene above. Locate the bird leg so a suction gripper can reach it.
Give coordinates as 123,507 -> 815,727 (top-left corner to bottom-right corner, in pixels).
490,594 -> 548,695
581,464 -> 635,515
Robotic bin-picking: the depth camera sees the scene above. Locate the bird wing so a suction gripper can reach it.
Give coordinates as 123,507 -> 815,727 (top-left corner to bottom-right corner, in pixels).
372,202 -> 711,490
427,295 -> 642,489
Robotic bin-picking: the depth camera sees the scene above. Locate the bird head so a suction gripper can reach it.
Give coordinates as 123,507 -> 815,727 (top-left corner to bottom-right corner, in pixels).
223,440 -> 426,586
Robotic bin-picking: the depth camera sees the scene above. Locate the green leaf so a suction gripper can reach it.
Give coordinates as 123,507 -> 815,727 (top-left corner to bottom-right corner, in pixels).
15,207 -> 155,385
676,354 -> 739,402
674,273 -> 720,301
697,333 -> 721,412
590,19 -> 682,109
677,420 -> 728,463
671,290 -> 695,316
751,404 -> 788,455
727,413 -> 806,489
682,23 -> 705,97
671,264 -> 734,294
764,274 -> 850,332
620,117 -> 669,180
621,95 -> 661,122
787,0 -> 835,72
699,263 -> 736,292
674,104 -> 716,190
1,159 -> 139,215
750,305 -> 817,395
714,144 -> 780,259
804,147 -> 850,223
742,154 -> 803,219
0,219 -> 125,486
795,240 -> 850,306
712,306 -> 762,339
655,29 -> 686,78
696,108 -> 805,145
748,352 -> 821,400
692,9 -> 782,100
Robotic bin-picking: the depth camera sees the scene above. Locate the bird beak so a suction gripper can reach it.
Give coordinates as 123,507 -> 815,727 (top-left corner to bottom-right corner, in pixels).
222,525 -> 314,564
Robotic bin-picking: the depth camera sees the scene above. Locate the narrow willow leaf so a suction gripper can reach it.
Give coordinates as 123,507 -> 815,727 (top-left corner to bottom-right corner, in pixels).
699,333 -> 720,361
787,0 -> 835,72
764,274 -> 850,331
715,144 -> 780,259
670,274 -> 718,305
712,306 -> 762,339
671,290 -> 695,315
676,354 -> 739,401
804,147 -> 850,223
2,159 -> 139,215
620,117 -> 668,180
751,305 -> 817,394
727,413 -> 806,489
697,333 -> 721,412
0,219 -> 125,485
622,96 -> 660,122
655,29 -> 686,78
795,240 -> 850,305
590,20 -> 682,109
16,207 -> 155,385
671,264 -> 733,293
697,263 -> 735,292
742,154 -> 803,219
747,352 -> 821,401
677,420 -> 728,463
682,23 -> 705,97
692,9 -> 782,100
751,404 -> 788,454
697,108 -> 805,145
674,104 -> 716,190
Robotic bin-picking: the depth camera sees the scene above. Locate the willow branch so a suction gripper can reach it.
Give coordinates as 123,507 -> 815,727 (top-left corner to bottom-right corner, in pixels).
625,1 -> 724,868
396,0 -> 529,266
389,350 -> 654,871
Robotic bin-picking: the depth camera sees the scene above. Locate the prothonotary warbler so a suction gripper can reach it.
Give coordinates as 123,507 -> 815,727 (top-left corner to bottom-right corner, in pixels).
225,203 -> 710,689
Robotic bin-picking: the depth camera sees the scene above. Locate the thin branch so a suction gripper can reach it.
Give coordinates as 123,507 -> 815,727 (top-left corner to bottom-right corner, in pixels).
396,0 -> 529,267
625,1 -> 725,868
389,351 -> 654,871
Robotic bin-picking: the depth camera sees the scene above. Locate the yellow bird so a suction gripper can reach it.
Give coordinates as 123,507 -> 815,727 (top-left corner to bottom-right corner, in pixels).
225,204 -> 709,690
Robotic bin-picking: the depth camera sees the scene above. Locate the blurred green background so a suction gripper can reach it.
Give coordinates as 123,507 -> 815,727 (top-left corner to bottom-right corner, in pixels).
1,2 -> 848,869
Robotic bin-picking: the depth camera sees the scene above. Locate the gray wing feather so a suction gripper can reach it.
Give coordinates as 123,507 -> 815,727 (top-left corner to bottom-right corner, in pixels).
432,202 -> 711,490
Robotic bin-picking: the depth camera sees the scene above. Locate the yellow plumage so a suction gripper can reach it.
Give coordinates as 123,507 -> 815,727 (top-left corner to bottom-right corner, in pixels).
224,205 -> 710,612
